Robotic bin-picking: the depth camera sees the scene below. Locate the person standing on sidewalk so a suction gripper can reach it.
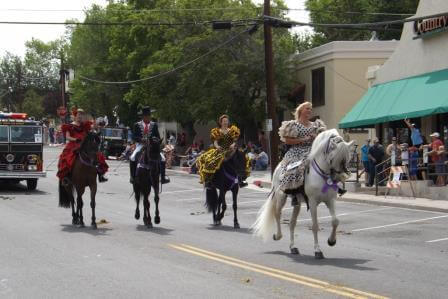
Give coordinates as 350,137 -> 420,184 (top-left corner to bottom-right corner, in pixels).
361,139 -> 371,186
404,118 -> 423,148
386,137 -> 402,166
425,132 -> 445,186
368,138 -> 385,187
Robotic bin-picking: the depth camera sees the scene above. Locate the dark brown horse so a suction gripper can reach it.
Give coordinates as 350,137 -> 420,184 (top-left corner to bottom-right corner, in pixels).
133,136 -> 161,228
59,132 -> 101,229
205,149 -> 247,228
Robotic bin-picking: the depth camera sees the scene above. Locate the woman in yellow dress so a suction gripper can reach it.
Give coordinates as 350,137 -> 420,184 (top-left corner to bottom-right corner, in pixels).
197,114 -> 250,187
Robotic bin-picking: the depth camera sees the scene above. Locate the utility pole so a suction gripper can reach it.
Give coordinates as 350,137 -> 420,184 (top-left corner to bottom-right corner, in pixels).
59,53 -> 68,125
60,55 -> 66,109
263,0 -> 279,176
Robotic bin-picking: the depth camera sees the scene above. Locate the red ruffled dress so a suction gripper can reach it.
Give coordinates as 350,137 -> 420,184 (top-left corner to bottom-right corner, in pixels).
57,122 -> 108,180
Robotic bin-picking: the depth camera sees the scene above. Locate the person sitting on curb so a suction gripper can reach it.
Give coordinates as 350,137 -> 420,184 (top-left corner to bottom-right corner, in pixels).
254,148 -> 269,171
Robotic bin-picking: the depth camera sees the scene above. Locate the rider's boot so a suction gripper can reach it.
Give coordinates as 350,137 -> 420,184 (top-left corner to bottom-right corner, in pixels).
238,176 -> 248,188
160,160 -> 170,184
338,187 -> 347,197
291,195 -> 299,207
129,161 -> 137,184
98,172 -> 108,183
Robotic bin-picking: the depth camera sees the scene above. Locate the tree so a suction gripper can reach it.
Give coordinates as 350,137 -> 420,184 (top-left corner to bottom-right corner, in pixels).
0,38 -> 64,115
22,89 -> 45,119
0,53 -> 26,111
67,0 -> 298,141
305,0 -> 420,47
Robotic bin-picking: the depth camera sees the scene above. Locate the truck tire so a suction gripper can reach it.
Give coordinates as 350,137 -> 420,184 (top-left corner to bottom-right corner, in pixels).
27,179 -> 38,191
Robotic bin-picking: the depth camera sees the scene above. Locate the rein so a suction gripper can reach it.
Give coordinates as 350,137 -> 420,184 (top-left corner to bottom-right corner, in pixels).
78,152 -> 96,168
311,159 -> 338,194
222,167 -> 238,189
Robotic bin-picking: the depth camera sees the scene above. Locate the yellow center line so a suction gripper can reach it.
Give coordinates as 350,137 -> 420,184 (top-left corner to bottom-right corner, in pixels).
169,243 -> 388,299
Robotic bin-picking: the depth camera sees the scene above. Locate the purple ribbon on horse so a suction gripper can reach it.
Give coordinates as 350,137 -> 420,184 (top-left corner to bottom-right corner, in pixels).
311,160 -> 338,194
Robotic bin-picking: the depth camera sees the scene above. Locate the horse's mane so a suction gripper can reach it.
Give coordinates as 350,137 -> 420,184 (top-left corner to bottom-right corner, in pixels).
308,129 -> 341,161
80,132 -> 99,152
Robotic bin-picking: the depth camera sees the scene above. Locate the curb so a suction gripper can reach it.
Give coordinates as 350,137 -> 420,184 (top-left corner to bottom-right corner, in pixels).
337,196 -> 448,214
166,167 -> 448,213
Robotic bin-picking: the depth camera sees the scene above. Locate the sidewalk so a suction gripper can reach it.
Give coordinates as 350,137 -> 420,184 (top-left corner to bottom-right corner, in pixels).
168,167 -> 448,213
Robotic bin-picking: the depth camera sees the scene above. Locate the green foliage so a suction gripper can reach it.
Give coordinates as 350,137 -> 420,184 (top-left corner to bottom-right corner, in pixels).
22,89 -> 45,119
305,0 -> 420,46
0,39 -> 65,117
67,0 -> 299,139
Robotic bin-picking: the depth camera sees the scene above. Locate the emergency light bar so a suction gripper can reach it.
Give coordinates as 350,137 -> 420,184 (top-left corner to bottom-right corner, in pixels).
0,112 -> 28,119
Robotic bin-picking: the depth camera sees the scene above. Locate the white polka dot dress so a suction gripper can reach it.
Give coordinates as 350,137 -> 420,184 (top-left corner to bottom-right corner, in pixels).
278,120 -> 326,191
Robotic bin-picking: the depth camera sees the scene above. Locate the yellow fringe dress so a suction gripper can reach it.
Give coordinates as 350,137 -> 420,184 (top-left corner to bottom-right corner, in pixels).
197,125 -> 250,184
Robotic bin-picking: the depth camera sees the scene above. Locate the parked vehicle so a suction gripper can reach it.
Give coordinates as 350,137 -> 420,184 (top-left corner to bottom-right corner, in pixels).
100,127 -> 127,159
0,112 -> 46,190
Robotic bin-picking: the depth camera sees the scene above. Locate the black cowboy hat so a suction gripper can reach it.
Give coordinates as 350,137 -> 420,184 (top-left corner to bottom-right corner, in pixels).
138,106 -> 152,116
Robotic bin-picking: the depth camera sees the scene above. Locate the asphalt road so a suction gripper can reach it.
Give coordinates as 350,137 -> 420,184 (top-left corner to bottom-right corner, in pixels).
1,146 -> 447,299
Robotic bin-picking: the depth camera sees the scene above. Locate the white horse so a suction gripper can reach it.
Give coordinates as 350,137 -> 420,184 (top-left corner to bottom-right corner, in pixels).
252,129 -> 354,259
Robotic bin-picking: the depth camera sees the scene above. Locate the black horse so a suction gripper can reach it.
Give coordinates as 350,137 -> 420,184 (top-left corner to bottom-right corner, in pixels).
133,136 -> 161,228
205,149 -> 247,228
59,132 -> 101,229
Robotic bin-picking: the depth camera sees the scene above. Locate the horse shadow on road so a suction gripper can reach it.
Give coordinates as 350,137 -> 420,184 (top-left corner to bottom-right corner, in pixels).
136,225 -> 174,236
60,224 -> 112,236
206,225 -> 252,235
0,182 -> 49,196
264,251 -> 377,271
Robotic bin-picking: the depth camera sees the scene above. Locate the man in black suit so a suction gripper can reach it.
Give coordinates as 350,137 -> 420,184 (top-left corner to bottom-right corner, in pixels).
129,106 -> 170,184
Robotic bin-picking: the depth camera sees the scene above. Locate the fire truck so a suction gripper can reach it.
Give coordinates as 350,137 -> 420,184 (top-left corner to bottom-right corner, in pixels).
0,112 -> 46,190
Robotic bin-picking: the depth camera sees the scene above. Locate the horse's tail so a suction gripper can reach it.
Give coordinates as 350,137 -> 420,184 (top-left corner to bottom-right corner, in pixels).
251,186 -> 278,242
251,164 -> 282,242
58,181 -> 74,208
204,187 -> 218,213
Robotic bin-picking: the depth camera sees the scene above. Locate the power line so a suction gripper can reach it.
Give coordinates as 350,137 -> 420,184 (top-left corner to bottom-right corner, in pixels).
266,12 -> 448,29
0,19 -> 259,26
0,7 -> 414,16
79,26 -> 255,85
325,64 -> 367,91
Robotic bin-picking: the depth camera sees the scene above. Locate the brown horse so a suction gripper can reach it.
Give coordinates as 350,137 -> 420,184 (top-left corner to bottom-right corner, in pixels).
59,132 -> 101,229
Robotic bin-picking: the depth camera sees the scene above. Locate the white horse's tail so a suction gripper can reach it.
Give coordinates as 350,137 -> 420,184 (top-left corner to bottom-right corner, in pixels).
251,186 -> 278,242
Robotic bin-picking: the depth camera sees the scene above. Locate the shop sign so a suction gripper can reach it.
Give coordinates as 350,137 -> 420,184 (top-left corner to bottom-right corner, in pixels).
414,15 -> 448,39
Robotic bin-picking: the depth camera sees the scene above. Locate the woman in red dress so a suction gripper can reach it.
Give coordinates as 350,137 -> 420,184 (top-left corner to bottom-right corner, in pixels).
57,109 -> 109,185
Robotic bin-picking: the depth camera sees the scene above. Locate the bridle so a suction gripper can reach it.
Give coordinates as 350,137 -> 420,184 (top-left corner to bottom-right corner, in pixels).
78,133 -> 99,168
311,135 -> 350,193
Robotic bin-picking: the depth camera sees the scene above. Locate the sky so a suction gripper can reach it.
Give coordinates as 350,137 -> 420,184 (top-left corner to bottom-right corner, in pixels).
0,0 -> 310,58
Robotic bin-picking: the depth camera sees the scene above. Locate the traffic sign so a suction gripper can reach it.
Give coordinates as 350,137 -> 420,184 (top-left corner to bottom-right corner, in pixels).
57,106 -> 67,117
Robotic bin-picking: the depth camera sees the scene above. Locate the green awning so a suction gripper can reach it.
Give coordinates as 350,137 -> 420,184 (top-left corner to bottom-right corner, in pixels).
339,68 -> 448,129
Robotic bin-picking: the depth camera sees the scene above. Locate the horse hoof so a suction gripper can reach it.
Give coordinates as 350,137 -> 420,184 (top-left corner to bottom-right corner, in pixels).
79,223 -> 85,228
147,222 -> 153,229
92,223 -> 97,230
234,223 -> 240,229
135,210 -> 140,220
273,234 -> 281,241
155,216 -> 160,224
315,251 -> 324,259
328,238 -> 336,247
290,247 -> 300,255
72,218 -> 78,225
